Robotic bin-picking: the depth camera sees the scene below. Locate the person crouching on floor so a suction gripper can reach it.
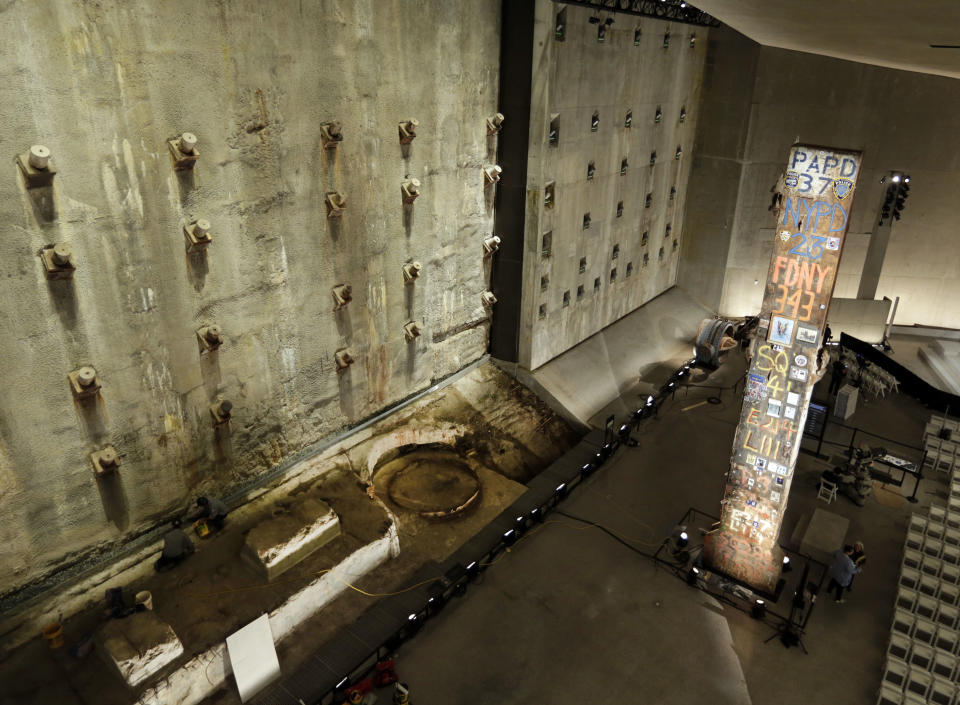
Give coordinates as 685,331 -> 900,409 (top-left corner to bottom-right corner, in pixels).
154,518 -> 195,572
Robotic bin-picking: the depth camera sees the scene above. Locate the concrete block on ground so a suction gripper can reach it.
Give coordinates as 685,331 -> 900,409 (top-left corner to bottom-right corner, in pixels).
800,507 -> 849,565
98,610 -> 184,688
243,499 -> 341,582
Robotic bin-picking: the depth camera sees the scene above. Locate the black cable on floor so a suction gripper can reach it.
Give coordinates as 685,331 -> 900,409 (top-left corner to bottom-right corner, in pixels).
555,509 -> 662,562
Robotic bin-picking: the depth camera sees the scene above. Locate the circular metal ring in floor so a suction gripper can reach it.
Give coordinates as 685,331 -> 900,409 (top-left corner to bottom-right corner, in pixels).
382,449 -> 482,519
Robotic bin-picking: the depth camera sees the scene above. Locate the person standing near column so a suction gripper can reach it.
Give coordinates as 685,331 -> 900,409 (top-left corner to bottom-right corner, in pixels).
847,541 -> 866,591
827,544 -> 860,603
829,358 -> 847,396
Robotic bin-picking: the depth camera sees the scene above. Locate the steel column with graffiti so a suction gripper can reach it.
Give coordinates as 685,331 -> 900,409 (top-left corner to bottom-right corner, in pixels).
702,145 -> 861,594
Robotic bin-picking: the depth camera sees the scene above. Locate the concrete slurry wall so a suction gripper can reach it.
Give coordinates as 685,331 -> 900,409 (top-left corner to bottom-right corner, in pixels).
0,0 -> 499,597
692,40 -> 960,328
676,26 -> 759,312
519,0 -> 708,370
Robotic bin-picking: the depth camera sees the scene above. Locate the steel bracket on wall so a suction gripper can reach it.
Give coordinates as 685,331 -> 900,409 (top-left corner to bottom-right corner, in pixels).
552,0 -> 721,27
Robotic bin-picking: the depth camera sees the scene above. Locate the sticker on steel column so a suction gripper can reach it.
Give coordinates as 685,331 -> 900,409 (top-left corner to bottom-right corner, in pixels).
768,316 -> 795,346
779,230 -> 791,242
834,178 -> 854,199
795,325 -> 818,345
794,354 -> 808,367
789,367 -> 809,381
785,171 -> 799,189
826,237 -> 841,250
766,399 -> 782,417
745,374 -> 768,402
784,405 -> 797,420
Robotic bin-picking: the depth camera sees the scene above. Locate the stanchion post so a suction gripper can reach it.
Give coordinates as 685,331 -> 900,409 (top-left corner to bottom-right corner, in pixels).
816,412 -> 828,458
907,459 -> 922,504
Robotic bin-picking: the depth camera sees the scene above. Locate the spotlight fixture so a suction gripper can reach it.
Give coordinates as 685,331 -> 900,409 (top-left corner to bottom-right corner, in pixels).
581,462 -> 597,478
405,612 -> 423,637
529,507 -> 543,523
426,594 -> 446,616
646,395 -> 655,406
751,599 -> 766,620
465,561 -> 480,580
502,529 -> 517,547
782,555 -> 792,573
678,531 -> 689,549
555,10 -> 566,40
604,17 -> 614,25
601,442 -> 614,459
554,482 -> 568,501
686,566 -> 700,585
880,171 -> 911,225
618,423 -> 631,444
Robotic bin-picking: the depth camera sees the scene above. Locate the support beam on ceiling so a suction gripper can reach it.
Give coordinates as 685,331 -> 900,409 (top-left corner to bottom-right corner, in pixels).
552,0 -> 721,27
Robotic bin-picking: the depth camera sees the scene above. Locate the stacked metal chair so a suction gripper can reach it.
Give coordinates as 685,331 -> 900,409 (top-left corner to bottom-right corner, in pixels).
882,500 -> 960,704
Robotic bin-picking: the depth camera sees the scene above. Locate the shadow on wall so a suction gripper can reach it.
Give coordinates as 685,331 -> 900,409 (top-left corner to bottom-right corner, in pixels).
213,422 -> 234,470
174,169 -> 197,208
327,216 -> 343,241
404,284 -> 415,319
403,203 -> 414,237
339,368 -> 356,420
96,471 -> 130,531
200,352 -> 222,398
26,185 -> 57,224
74,395 -> 110,445
47,278 -> 79,330
335,306 -> 352,339
485,182 -> 496,215
406,338 -> 417,380
186,250 -> 209,292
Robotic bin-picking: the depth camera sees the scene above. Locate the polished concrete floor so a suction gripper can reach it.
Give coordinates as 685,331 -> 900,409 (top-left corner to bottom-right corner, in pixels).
393,353 -> 940,705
